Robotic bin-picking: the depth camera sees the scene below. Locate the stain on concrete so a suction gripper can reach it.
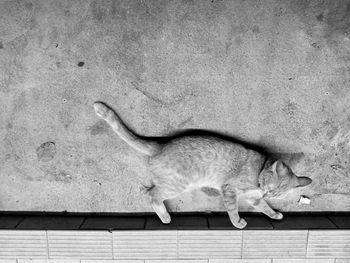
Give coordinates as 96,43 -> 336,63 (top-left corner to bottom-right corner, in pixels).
41,167 -> 73,183
36,142 -> 56,162
331,164 -> 343,171
325,124 -> 339,141
282,101 -> 298,118
88,120 -> 110,136
77,61 -> 84,67
54,171 -> 72,182
310,120 -> 340,143
24,2 -> 33,10
93,179 -> 102,186
252,25 -> 260,34
316,13 -> 324,22
0,42 -> 3,49
84,158 -> 96,166
311,42 -> 320,48
0,0 -> 34,42
0,42 -> 27,92
58,108 -> 74,129
91,0 -> 109,21
274,6 -> 285,17
325,2 -> 350,37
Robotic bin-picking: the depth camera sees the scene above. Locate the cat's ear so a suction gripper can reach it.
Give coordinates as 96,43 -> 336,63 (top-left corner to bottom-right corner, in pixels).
296,176 -> 312,187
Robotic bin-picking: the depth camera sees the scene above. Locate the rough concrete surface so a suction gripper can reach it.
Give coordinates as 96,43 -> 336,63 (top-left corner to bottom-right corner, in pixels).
0,0 -> 350,212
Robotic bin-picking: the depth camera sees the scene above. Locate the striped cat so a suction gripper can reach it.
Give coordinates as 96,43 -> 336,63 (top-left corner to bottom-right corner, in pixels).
94,102 -> 312,229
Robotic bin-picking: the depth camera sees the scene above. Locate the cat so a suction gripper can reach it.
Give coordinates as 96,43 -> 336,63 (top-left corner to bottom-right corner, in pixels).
93,101 -> 312,229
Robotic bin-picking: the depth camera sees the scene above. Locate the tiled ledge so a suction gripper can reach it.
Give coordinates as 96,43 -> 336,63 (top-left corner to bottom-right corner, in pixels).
0,230 -> 349,260
0,212 -> 349,230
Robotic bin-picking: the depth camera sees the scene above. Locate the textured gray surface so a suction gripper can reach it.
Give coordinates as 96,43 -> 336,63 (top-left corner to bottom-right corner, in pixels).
0,0 -> 349,212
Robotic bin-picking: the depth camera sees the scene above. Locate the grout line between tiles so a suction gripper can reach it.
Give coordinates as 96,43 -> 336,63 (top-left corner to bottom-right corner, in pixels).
177,230 -> 179,259
45,230 -> 49,258
305,229 -> 310,258
78,217 -> 87,229
14,216 -> 25,229
111,230 -> 114,259
241,230 -> 244,259
327,215 -> 338,229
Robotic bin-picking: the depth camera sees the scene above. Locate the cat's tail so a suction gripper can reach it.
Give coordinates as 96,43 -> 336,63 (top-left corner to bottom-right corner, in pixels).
93,102 -> 160,156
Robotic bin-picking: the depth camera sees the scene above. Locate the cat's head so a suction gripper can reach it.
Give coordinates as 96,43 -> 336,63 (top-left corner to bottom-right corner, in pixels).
258,159 -> 312,198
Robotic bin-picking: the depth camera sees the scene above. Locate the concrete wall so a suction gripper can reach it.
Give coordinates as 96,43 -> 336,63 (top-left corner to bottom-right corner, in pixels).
0,0 -> 349,212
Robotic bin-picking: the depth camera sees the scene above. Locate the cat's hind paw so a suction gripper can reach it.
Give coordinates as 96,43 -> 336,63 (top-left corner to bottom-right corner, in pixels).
160,213 -> 171,224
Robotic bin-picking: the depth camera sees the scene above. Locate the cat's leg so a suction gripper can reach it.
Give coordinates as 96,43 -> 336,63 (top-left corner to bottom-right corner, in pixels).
246,193 -> 283,220
151,199 -> 171,224
144,185 -> 171,224
221,184 -> 247,229
252,198 -> 283,220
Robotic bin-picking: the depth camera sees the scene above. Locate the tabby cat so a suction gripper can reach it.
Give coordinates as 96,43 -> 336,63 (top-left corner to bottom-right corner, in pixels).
94,102 -> 312,228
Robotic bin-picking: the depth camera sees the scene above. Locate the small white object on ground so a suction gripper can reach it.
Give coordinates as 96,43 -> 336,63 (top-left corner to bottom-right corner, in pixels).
299,195 -> 311,205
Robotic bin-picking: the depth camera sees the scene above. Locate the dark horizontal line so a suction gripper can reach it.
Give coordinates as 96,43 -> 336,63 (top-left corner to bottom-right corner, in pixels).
0,212 -> 348,230
1,211 -> 349,216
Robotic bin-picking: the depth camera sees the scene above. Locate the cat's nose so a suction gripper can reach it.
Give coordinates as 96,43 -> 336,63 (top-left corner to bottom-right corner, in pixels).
297,176 -> 312,187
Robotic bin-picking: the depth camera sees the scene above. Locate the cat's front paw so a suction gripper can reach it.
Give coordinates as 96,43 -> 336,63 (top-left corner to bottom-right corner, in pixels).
234,218 -> 247,229
272,212 -> 283,220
